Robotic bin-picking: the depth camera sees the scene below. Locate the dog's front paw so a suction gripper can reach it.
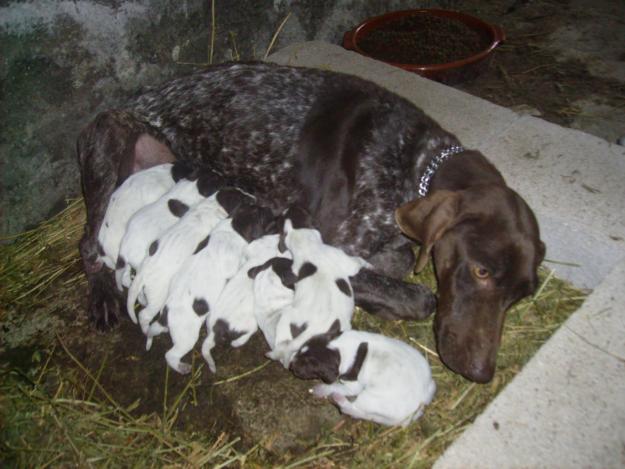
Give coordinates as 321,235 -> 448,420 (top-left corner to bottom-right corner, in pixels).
88,274 -> 123,332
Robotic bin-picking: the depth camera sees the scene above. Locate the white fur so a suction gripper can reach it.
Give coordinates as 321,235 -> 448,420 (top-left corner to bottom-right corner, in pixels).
268,219 -> 369,367
126,197 -> 227,325
97,164 -> 175,270
251,257 -> 294,350
152,218 -> 249,373
115,178 -> 207,291
312,330 -> 436,427
201,234 -> 284,373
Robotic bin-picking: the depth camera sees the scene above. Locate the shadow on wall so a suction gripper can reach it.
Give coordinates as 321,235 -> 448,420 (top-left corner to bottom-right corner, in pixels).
0,0 -> 455,237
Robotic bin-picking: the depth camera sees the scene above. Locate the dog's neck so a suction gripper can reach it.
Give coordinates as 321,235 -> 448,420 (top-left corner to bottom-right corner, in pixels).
429,149 -> 506,193
417,144 -> 464,197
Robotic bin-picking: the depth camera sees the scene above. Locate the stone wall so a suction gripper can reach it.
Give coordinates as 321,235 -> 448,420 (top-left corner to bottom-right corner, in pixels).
0,0 -> 453,236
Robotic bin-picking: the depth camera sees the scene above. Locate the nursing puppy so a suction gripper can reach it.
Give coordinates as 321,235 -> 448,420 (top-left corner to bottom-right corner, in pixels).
290,328 -> 436,427
247,256 -> 297,350
115,169 -> 224,290
268,213 -> 369,367
96,163 -> 182,270
127,187 -> 250,327
151,201 -> 269,373
201,217 -> 281,373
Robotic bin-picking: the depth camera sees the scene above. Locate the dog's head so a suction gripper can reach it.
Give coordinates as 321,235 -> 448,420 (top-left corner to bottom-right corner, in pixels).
288,319 -> 342,383
395,185 -> 545,383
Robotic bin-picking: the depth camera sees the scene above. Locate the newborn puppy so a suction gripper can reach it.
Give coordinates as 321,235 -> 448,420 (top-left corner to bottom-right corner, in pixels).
150,206 -> 260,373
115,169 -> 224,290
248,256 -> 297,350
268,214 -> 370,367
126,187 -> 252,326
290,329 -> 437,427
200,210 -> 279,373
97,163 -> 182,270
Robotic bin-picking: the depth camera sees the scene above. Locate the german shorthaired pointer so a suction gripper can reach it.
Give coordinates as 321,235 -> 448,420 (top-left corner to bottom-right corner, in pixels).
77,61 -> 544,383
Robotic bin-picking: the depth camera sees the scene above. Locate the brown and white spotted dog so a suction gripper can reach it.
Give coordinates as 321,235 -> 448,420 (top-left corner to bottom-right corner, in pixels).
77,61 -> 544,383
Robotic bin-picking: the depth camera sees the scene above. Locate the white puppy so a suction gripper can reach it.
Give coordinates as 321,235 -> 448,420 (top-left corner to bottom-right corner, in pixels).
115,170 -> 224,291
97,163 -> 178,270
268,215 -> 369,367
200,218 -> 279,373
151,216 -> 250,373
126,187 -> 251,326
290,329 -> 436,427
247,256 -> 297,350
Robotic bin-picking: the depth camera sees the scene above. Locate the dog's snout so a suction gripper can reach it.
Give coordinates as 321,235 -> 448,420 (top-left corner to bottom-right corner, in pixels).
464,359 -> 495,383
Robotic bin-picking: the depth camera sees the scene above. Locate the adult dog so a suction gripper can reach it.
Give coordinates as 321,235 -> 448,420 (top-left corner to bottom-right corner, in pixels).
77,61 -> 544,383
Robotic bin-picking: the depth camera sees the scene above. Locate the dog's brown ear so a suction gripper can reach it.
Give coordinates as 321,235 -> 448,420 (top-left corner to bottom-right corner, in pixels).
395,190 -> 461,273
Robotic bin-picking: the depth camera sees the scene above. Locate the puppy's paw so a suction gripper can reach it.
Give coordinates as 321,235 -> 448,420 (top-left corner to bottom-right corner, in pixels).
330,392 -> 347,405
311,384 -> 331,399
176,362 -> 192,375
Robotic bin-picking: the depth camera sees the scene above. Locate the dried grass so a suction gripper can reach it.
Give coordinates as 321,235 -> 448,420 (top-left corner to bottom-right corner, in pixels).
0,200 -> 587,467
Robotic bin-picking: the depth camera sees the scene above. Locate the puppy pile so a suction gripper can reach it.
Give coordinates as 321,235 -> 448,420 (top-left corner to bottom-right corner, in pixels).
98,163 -> 436,427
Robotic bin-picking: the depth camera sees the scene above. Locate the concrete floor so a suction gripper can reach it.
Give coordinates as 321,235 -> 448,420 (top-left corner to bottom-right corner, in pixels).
268,41 -> 625,468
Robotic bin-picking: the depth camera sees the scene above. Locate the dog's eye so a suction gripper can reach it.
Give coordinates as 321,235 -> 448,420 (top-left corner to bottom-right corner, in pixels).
472,265 -> 491,280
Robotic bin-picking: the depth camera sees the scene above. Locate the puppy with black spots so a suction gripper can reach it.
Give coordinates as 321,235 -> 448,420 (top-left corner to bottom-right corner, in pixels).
115,169 -> 224,290
290,328 -> 436,427
200,211 -> 281,373
248,256 -> 297,350
126,186 -> 246,329
97,162 -> 184,271
147,192 -> 268,373
267,209 -> 370,367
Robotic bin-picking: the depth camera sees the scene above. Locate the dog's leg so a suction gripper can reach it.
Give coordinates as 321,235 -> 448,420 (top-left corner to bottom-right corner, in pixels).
352,268 -> 436,321
366,238 -> 416,279
77,110 -> 175,331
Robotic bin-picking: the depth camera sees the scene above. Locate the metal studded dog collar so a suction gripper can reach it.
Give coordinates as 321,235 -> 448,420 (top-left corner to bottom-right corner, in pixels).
417,144 -> 464,198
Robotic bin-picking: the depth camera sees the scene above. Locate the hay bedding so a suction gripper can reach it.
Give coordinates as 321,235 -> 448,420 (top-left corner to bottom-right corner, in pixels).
0,190 -> 587,467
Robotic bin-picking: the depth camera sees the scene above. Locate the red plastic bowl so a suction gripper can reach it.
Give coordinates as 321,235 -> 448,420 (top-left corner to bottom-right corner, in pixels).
343,9 -> 505,83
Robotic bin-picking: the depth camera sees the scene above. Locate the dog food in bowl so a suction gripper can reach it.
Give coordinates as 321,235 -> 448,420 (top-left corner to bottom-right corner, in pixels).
343,9 -> 505,83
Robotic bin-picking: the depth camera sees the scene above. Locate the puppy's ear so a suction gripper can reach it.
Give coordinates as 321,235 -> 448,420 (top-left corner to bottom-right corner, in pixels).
395,190 -> 461,273
272,257 -> 297,289
197,170 -> 225,197
217,188 -> 251,216
248,258 -> 273,279
171,161 -> 196,182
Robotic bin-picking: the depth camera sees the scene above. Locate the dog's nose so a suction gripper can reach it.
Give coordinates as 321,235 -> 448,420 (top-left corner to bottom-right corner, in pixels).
464,360 -> 495,384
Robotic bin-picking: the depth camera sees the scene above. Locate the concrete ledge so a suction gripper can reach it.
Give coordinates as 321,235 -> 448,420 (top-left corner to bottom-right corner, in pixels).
268,41 -> 625,467
434,260 -> 625,469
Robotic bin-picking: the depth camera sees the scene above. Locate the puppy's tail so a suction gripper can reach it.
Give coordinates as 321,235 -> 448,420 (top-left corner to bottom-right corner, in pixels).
126,272 -> 143,324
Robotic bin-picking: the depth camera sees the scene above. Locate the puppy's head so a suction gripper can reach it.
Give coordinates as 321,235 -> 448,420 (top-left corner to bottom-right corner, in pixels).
231,204 -> 276,243
289,320 -> 341,383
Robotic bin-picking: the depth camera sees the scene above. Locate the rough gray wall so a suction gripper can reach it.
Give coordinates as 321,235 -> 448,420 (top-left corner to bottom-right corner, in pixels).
0,0 -> 452,236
